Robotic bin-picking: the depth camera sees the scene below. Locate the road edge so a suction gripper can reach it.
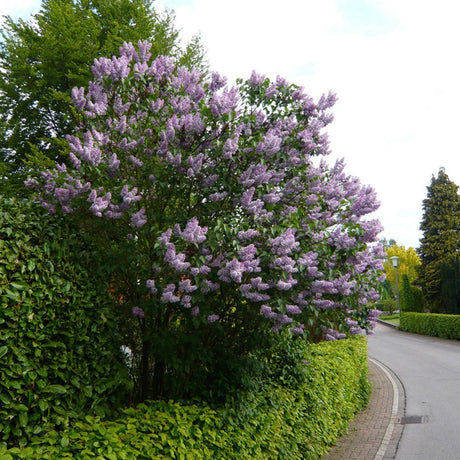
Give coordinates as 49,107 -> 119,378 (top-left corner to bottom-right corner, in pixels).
370,358 -> 406,459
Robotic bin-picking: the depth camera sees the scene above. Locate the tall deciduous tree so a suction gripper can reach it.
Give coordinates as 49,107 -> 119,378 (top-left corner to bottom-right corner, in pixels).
0,0 -> 205,193
383,244 -> 420,288
417,168 -> 460,312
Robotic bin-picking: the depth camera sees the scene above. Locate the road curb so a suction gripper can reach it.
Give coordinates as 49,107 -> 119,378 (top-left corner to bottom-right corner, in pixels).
370,358 -> 402,460
377,318 -> 398,329
322,356 -> 406,460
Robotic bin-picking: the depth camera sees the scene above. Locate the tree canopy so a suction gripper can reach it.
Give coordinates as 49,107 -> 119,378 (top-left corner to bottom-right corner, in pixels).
417,168 -> 460,312
383,244 -> 420,288
27,41 -> 384,400
0,0 -> 205,194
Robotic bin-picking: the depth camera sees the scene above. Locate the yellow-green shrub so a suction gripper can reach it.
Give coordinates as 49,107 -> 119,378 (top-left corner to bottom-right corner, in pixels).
0,336 -> 368,459
400,312 -> 460,339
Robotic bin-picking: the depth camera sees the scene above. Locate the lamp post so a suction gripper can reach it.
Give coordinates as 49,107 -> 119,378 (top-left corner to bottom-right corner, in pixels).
390,256 -> 401,321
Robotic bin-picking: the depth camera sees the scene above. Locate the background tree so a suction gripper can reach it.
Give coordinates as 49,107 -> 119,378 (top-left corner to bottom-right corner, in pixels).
0,0 -> 205,194
417,168 -> 460,312
400,273 -> 425,312
383,244 -> 420,288
439,254 -> 460,314
27,42 -> 384,401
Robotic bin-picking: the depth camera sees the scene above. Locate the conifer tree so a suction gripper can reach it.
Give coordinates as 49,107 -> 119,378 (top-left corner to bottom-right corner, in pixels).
417,168 -> 460,312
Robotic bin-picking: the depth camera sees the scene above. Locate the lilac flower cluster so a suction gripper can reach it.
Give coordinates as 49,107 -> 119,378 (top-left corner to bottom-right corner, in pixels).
26,40 -> 385,337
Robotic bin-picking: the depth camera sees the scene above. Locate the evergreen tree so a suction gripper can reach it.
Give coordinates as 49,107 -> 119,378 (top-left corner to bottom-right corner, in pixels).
0,0 -> 205,194
417,168 -> 460,312
440,255 -> 460,314
401,273 -> 419,312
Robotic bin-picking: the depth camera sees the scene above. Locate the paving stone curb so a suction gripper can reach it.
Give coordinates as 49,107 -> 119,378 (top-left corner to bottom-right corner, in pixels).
322,357 -> 405,460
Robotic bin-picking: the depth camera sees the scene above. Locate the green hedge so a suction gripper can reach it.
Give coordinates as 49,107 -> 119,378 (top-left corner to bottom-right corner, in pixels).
0,336 -> 369,459
400,312 -> 460,339
0,198 -> 130,447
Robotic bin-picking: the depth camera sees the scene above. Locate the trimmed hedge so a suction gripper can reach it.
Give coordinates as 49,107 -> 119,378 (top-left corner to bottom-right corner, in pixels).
0,198 -> 130,447
400,312 -> 460,340
0,336 -> 369,459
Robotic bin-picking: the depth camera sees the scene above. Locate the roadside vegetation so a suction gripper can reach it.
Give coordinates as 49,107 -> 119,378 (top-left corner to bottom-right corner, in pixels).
0,2 -> 383,458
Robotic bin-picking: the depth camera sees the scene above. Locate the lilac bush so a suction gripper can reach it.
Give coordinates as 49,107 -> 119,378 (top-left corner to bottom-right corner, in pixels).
27,41 -> 384,398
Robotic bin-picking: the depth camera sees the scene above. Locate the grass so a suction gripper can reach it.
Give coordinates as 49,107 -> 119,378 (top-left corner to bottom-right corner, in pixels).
380,313 -> 400,326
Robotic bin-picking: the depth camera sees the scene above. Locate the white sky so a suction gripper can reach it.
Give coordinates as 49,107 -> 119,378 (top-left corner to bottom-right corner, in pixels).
2,0 -> 460,249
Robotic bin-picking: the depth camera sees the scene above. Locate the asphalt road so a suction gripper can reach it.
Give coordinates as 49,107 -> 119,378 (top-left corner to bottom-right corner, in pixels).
368,323 -> 460,460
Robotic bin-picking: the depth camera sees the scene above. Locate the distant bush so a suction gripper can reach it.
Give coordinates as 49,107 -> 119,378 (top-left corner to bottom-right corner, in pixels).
0,198 -> 130,447
381,299 -> 397,314
400,312 -> 460,340
0,336 -> 369,459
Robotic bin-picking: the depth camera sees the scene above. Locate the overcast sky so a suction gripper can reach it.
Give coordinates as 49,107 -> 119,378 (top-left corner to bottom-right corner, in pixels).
2,0 -> 459,249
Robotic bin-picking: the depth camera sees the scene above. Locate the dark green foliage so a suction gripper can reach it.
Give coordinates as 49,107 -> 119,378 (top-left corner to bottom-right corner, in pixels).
440,255 -> 460,314
410,285 -> 426,312
400,274 -> 424,312
0,198 -> 130,447
380,279 -> 394,300
0,0 -> 205,195
0,337 -> 369,459
417,168 -> 460,313
400,312 -> 460,340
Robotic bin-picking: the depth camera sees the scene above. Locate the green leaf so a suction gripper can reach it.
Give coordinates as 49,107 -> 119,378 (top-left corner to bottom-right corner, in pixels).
38,399 -> 49,412
61,436 -> 69,448
10,282 -> 27,291
5,290 -> 19,302
19,411 -> 28,427
43,384 -> 67,394
0,346 -> 7,359
0,454 -> 14,460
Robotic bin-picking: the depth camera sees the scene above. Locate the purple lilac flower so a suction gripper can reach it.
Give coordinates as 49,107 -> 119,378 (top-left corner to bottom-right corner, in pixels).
121,185 -> 142,205
275,278 -> 297,291
250,277 -> 270,291
164,244 -> 190,272
272,256 -> 297,273
89,191 -> 111,217
207,314 -> 220,323
256,130 -> 282,156
345,318 -> 359,327
201,280 -> 220,293
238,244 -> 257,262
218,259 -> 245,283
324,328 -> 346,341
132,307 -> 145,318
179,217 -> 208,244
146,279 -> 157,294
161,284 -> 180,303
209,192 -> 228,202
260,305 -> 272,317
178,279 -> 197,294
210,87 -> 239,117
223,135 -> 239,159
270,228 -> 299,256
181,295 -> 192,308
249,70 -> 265,86
131,208 -> 147,227
237,229 -> 259,242
290,324 -> 305,334
71,87 -> 86,111
158,228 -> 172,246
191,306 -> 199,316
313,299 -> 337,309
311,280 -> 337,295
286,304 -> 302,315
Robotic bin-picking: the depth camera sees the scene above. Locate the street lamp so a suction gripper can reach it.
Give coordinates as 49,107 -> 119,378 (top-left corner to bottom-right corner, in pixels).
390,256 -> 401,320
